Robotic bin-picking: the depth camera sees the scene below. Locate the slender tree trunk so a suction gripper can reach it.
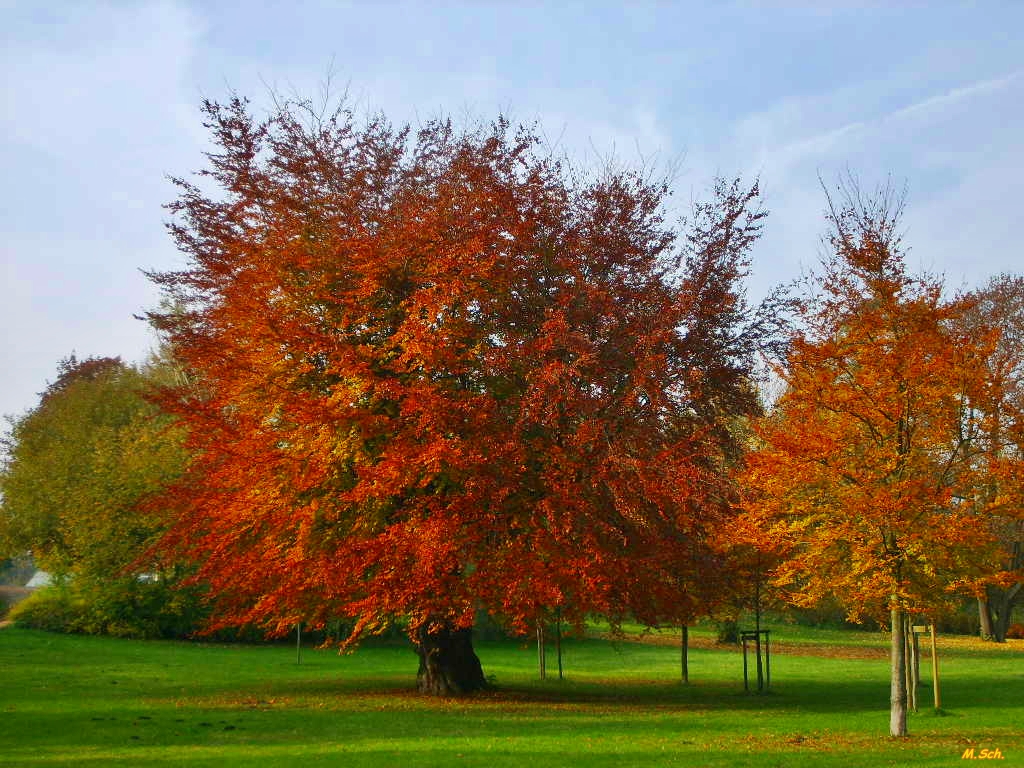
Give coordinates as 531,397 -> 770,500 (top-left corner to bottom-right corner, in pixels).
754,579 -> 764,691
681,624 -> 689,685
415,622 -> 488,696
555,610 -> 563,681
890,606 -> 908,737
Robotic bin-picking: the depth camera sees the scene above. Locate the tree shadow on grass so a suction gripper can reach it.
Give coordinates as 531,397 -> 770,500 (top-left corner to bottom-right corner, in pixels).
242,669 -> 1022,718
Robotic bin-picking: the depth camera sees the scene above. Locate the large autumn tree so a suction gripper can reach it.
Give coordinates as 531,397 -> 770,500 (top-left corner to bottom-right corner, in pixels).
147,96 -> 764,694
740,182 -> 1008,736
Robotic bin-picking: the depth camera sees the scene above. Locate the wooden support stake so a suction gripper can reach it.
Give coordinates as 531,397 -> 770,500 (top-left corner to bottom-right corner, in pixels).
742,634 -> 749,693
909,618 -> 917,712
755,631 -> 764,692
536,622 -> 546,680
911,627 -> 921,712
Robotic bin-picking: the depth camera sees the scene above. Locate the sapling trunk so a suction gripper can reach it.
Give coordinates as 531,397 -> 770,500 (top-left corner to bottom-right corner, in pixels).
681,624 -> 689,684
890,606 -> 908,737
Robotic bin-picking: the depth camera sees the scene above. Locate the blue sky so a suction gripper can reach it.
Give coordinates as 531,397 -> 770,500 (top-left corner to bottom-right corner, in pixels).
2,1 -> 1022,420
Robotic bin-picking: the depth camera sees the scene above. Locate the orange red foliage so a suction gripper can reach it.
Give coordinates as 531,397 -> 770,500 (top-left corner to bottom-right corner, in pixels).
146,98 -> 764,662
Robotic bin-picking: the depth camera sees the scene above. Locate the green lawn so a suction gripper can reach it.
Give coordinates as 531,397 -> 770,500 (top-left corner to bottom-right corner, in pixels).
1,624 -> 1020,767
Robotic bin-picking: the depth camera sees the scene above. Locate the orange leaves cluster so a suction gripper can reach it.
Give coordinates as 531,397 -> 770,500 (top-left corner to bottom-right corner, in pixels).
739,185 -> 1020,624
146,99 -> 765,642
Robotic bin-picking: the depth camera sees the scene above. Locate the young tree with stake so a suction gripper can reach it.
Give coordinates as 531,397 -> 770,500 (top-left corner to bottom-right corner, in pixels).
740,181 -> 1007,736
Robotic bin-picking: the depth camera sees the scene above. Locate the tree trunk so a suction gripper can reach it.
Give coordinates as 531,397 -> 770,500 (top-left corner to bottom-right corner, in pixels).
987,583 -> 1022,643
415,622 -> 488,696
978,596 -> 995,640
555,612 -> 563,681
681,624 -> 689,685
992,594 -> 1013,644
890,606 -> 908,737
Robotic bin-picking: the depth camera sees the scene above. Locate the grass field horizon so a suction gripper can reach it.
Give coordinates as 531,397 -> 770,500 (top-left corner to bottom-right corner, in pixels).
1,621 -> 1020,766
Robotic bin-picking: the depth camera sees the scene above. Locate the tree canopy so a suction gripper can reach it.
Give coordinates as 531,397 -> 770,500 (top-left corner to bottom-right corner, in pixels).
738,182 -> 1021,735
146,96 -> 766,693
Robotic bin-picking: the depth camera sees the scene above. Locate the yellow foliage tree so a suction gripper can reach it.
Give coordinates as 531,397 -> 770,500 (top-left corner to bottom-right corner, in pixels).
740,182 -> 1016,736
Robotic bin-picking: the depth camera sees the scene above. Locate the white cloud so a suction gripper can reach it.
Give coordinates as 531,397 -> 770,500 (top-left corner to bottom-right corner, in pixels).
703,66 -> 1024,303
758,69 -> 1024,178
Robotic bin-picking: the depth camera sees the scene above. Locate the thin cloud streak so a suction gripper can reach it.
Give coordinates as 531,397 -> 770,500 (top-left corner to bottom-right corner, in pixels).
752,69 -> 1024,177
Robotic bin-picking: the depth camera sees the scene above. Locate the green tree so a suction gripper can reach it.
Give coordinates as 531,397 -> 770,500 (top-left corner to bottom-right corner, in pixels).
0,354 -> 196,637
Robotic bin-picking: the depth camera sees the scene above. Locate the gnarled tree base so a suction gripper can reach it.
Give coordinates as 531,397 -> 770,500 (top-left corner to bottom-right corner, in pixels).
415,623 -> 488,696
